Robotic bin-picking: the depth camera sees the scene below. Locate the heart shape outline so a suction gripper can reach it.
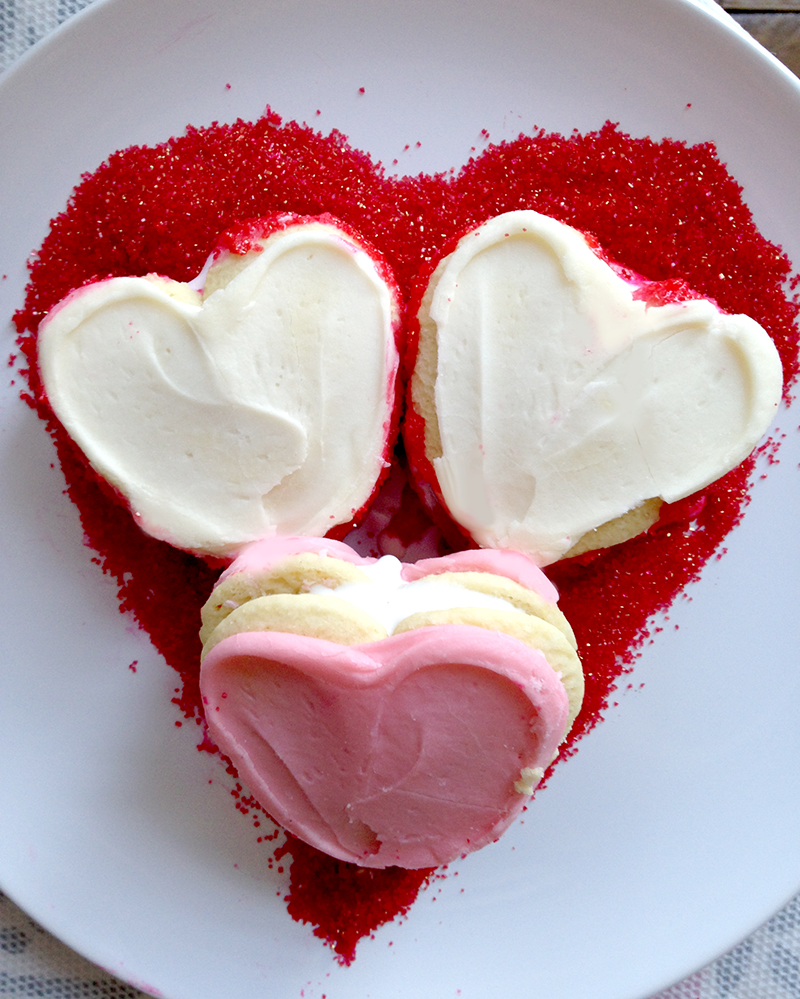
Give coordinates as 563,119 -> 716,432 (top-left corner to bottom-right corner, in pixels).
200,624 -> 569,869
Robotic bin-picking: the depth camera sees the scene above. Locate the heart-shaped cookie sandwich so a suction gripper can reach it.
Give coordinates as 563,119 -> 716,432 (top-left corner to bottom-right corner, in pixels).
37,214 -> 401,558
199,537 -> 582,868
405,210 -> 784,565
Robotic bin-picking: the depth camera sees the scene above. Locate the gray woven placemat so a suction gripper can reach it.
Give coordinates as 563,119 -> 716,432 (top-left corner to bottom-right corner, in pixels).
1,1 -> 799,997
0,0 -> 93,72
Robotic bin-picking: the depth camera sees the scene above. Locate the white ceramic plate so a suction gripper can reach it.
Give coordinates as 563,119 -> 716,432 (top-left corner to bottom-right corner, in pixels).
2,1 -> 800,997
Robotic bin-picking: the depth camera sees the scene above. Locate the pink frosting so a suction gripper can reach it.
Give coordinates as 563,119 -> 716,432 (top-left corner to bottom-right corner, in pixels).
401,548 -> 559,604
217,536 -> 377,583
200,626 -> 569,869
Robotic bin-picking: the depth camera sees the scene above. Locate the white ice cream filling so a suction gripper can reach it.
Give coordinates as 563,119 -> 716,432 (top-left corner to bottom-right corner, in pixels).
310,554 -> 523,634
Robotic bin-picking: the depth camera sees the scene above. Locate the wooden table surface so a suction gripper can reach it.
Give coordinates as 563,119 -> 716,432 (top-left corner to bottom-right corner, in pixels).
719,0 -> 800,75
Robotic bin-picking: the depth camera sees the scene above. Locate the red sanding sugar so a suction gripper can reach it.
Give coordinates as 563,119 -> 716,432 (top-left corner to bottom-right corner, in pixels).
276,835 -> 434,965
13,110 -> 799,962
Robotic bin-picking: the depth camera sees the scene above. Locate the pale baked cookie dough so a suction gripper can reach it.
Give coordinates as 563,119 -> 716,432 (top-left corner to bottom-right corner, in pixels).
200,537 -> 583,734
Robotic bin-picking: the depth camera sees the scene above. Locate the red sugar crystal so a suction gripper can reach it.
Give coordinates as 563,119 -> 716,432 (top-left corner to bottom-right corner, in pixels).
276,835 -> 433,965
13,110 -> 799,961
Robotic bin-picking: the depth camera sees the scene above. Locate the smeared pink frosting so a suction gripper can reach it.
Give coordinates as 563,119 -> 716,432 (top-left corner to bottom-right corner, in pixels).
200,626 -> 569,868
401,548 -> 560,604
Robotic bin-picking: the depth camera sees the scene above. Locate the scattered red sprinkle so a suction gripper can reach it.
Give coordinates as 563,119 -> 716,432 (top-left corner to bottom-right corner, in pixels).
276,834 -> 433,965
12,109 -> 799,962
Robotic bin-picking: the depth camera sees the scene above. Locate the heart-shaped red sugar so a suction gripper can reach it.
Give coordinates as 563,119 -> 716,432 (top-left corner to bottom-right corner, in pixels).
16,110 -> 798,958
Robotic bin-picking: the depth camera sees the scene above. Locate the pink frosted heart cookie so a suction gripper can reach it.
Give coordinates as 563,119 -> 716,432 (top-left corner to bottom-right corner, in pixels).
37,214 -> 401,559
199,537 -> 582,868
404,209 -> 783,565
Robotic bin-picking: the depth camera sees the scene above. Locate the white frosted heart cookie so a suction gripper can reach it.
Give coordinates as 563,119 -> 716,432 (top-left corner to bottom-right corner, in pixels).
198,537 -> 583,868
38,213 -> 401,559
405,209 -> 783,565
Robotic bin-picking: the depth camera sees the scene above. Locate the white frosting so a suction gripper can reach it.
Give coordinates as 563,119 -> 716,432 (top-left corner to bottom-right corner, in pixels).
38,221 -> 399,558
310,554 -> 523,634
428,210 -> 783,565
